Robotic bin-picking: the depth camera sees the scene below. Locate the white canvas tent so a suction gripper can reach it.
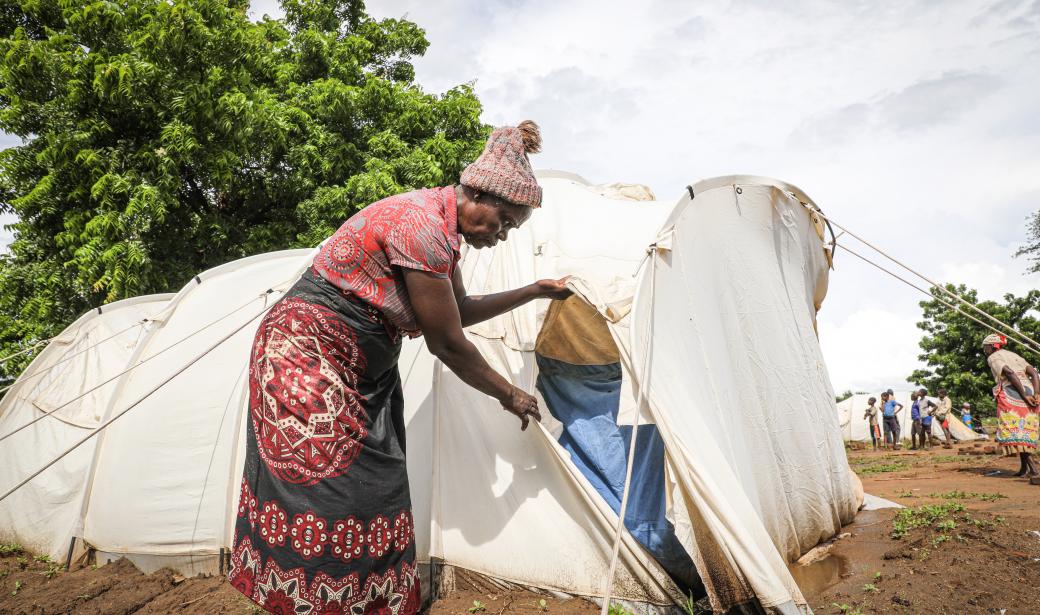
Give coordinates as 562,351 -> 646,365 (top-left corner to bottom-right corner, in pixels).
836,391 -> 984,443
0,172 -> 860,614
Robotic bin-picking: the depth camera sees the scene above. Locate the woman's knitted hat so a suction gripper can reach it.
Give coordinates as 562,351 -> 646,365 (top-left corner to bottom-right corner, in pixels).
460,120 -> 543,208
983,333 -> 1006,348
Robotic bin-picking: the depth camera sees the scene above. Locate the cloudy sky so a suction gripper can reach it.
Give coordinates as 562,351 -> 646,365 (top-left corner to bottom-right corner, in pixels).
280,0 -> 1034,395
6,1 -> 1039,394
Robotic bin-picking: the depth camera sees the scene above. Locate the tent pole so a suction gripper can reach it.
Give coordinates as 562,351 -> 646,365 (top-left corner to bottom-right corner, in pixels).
600,245 -> 658,615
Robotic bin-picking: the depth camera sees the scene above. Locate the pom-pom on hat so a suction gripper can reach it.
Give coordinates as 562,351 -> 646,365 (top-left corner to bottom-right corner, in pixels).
460,120 -> 543,208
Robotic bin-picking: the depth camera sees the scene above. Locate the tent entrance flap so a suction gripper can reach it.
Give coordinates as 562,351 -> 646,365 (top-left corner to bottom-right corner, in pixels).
533,296 -> 702,596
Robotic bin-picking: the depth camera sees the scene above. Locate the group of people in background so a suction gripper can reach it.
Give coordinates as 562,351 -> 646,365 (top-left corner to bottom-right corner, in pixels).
862,388 -> 957,451
859,334 -> 1040,480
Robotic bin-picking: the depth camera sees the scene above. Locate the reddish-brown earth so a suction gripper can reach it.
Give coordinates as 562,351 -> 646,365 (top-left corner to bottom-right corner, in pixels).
2,441 -> 1037,614
803,441 -> 1040,614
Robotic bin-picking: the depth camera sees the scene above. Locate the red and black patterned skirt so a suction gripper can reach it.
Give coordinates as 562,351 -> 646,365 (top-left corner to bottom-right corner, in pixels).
229,269 -> 420,615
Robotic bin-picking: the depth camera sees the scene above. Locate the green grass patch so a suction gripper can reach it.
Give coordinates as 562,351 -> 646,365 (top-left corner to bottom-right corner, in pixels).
0,543 -> 23,556
891,502 -> 966,539
856,461 -> 911,475
928,490 -> 1007,501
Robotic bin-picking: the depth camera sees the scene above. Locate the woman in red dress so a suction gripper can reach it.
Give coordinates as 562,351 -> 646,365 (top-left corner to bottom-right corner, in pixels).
229,121 -> 568,614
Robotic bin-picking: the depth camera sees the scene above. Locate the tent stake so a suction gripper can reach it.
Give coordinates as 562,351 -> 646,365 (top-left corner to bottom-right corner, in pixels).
64,537 -> 76,570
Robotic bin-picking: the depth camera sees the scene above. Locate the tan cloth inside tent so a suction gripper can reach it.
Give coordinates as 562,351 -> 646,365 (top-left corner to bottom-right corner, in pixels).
535,295 -> 619,365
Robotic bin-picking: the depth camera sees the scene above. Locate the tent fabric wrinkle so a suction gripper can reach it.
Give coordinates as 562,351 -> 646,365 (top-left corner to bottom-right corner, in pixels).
0,173 -> 857,615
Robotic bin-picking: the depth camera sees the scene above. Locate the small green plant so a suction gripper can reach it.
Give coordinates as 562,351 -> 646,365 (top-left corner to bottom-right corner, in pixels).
856,461 -> 910,476
890,502 -> 965,539
33,554 -> 51,563
468,600 -> 486,613
872,572 -> 881,581
928,490 -> 1007,502
11,580 -> 22,596
15,556 -> 28,569
894,489 -> 917,498
862,583 -> 878,593
0,543 -> 23,556
608,604 -> 634,615
931,534 -> 950,546
43,562 -> 62,578
936,519 -> 956,531
680,592 -> 698,615
830,603 -> 863,615
538,598 -> 548,612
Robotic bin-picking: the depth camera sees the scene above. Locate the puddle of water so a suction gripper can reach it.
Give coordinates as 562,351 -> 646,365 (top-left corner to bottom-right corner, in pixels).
789,553 -> 850,597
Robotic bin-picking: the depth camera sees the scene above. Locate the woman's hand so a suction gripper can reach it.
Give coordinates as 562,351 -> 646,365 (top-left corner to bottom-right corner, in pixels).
501,386 -> 542,431
534,277 -> 572,300
1026,395 -> 1039,408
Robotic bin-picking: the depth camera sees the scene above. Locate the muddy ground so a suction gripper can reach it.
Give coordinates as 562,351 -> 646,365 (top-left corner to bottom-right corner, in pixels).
803,440 -> 1040,614
0,552 -> 600,614
2,440 -> 1038,614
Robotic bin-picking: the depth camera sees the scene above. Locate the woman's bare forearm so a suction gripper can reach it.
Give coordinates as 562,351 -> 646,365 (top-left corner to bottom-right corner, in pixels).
433,335 -> 514,401
1027,365 -> 1040,394
1004,367 -> 1032,401
458,285 -> 540,328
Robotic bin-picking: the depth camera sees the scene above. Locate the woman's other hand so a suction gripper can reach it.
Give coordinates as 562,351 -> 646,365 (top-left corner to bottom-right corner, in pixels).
1026,395 -> 1039,408
534,277 -> 572,300
501,386 -> 542,431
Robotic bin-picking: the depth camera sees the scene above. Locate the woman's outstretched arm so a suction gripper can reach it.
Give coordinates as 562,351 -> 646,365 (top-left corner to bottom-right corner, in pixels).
403,268 -> 542,429
450,268 -> 570,328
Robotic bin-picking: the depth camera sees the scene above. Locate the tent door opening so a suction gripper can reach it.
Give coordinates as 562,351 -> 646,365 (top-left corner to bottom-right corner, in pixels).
533,295 -> 703,597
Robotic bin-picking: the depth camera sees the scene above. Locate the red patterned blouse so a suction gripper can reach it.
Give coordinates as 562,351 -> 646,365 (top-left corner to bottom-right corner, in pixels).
311,186 -> 461,338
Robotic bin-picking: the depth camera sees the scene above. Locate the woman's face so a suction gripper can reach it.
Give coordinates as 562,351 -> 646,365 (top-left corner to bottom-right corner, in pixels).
458,191 -> 532,249
983,344 -> 996,356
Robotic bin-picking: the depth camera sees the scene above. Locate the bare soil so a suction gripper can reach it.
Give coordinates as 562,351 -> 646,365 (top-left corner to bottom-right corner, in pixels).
0,553 -> 597,615
3,441 -> 1037,614
804,441 -> 1040,614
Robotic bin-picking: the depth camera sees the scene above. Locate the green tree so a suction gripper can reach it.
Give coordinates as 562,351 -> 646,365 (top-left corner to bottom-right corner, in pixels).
0,0 -> 488,378
1015,210 -> 1040,274
909,284 -> 1040,419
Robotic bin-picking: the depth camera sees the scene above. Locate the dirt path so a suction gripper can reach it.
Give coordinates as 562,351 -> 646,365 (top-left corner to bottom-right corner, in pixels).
802,442 -> 1040,614
4,441 -> 1038,614
0,552 -> 598,615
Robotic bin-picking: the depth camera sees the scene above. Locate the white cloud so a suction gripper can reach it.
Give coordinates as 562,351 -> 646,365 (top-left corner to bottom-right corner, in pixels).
357,0 -> 1040,391
818,308 -> 925,393
2,1 -> 1035,393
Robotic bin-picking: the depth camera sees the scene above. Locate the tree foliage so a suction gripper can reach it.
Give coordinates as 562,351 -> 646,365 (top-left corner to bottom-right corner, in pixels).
0,0 -> 488,377
1015,210 -> 1040,274
909,284 -> 1040,418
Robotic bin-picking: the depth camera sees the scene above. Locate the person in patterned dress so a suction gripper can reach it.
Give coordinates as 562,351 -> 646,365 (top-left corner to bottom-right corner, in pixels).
229,121 -> 570,614
983,333 -> 1040,478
